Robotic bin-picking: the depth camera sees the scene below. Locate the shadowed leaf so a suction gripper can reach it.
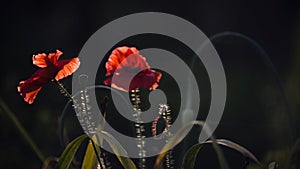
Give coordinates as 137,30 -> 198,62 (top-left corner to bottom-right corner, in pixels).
181,139 -> 262,169
154,121 -> 204,169
95,131 -> 137,169
206,139 -> 262,166
154,120 -> 230,169
181,144 -> 203,169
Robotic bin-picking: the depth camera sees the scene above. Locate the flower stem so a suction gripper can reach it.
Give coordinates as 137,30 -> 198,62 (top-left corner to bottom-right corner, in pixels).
153,104 -> 174,169
54,80 -> 74,102
161,104 -> 174,169
55,80 -> 105,167
130,89 -> 146,169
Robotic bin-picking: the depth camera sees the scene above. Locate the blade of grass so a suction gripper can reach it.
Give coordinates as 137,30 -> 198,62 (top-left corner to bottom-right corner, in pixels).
206,139 -> 262,167
82,140 -> 98,169
0,97 -> 45,162
154,121 -> 200,169
94,131 -> 137,169
181,141 -> 230,169
210,136 -> 230,169
56,134 -> 88,169
181,139 -> 262,169
154,120 -> 230,169
181,144 -> 203,169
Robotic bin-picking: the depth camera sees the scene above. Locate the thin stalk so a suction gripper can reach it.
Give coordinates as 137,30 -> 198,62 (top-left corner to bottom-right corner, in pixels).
131,89 -> 146,169
56,80 -> 107,168
54,80 -> 74,102
91,139 -> 102,169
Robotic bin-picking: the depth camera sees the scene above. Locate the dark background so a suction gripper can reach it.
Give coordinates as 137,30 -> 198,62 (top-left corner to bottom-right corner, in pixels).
1,0 -> 300,168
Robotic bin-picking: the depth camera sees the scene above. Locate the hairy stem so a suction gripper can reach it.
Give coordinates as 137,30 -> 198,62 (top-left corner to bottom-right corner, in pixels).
131,89 -> 146,169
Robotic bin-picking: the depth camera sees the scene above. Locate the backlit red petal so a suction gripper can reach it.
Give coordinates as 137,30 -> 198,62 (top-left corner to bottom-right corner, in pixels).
105,46 -> 149,77
105,46 -> 162,91
55,58 -> 80,80
148,71 -> 162,90
32,53 -> 48,68
18,71 -> 46,93
23,87 -> 42,104
18,78 -> 43,104
48,49 -> 63,65
18,49 -> 80,104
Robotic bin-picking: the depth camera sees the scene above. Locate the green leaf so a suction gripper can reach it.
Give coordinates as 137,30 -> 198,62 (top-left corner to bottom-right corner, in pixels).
154,121 -> 209,169
180,139 -> 262,169
81,140 -> 98,169
210,139 -> 229,169
56,134 -> 88,169
95,131 -> 137,169
154,120 -> 230,169
206,139 -> 262,166
181,144 -> 203,169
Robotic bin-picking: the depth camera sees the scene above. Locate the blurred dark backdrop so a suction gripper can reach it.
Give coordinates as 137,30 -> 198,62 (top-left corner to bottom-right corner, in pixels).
1,0 -> 300,168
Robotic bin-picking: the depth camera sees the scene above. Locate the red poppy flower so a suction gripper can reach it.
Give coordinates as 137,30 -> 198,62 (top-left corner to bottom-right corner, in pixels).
104,46 -> 162,92
17,50 -> 80,104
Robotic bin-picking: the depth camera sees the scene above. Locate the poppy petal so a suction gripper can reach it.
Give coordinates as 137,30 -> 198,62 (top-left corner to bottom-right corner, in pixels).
104,76 -> 128,92
18,84 -> 42,104
149,71 -> 162,90
104,46 -> 162,91
55,58 -> 80,81
105,49 -> 126,76
111,83 -> 128,92
48,49 -> 63,65
129,70 -> 162,91
105,46 -> 149,77
24,87 -> 42,104
19,49 -> 80,104
32,53 -> 48,68
17,71 -> 48,93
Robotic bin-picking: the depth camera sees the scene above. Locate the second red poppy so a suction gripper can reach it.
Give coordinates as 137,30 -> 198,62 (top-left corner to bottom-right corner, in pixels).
104,46 -> 162,92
